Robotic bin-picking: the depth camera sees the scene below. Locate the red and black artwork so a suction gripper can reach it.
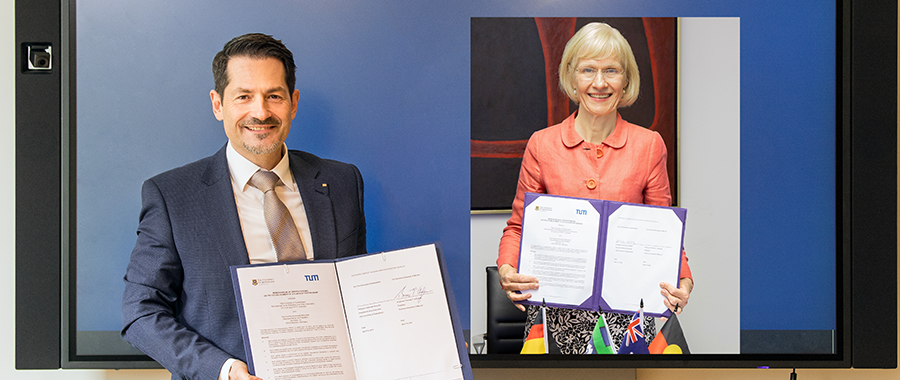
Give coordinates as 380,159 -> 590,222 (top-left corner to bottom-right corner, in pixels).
471,17 -> 677,210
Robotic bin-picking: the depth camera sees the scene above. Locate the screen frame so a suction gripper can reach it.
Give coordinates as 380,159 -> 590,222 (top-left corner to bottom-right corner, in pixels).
13,0 -> 896,370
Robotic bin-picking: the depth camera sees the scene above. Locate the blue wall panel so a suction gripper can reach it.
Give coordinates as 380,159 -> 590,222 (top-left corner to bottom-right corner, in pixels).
75,0 -> 835,336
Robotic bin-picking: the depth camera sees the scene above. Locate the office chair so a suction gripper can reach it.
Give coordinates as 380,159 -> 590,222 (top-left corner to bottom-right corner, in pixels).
485,266 -> 527,354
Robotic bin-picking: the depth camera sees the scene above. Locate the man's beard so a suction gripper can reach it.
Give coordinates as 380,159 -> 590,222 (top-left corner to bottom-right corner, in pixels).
240,116 -> 283,155
243,135 -> 282,155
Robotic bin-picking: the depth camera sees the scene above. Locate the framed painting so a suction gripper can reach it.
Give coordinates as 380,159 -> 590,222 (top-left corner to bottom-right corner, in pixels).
471,17 -> 678,210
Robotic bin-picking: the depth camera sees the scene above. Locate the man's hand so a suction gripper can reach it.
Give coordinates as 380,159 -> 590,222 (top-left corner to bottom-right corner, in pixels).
229,360 -> 263,380
498,264 -> 539,312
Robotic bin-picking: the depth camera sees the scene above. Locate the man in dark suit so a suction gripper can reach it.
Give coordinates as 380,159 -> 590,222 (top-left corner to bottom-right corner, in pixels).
121,33 -> 366,380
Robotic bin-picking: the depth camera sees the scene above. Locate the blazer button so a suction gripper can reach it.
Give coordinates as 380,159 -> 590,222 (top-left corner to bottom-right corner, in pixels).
586,178 -> 597,189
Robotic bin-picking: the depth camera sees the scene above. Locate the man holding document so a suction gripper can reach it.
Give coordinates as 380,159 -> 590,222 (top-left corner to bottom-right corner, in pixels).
497,22 -> 693,354
122,33 -> 366,380
231,244 -> 470,380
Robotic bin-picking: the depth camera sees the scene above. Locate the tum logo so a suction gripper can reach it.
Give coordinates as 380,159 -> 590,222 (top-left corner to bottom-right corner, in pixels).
576,209 -> 587,216
305,274 -> 320,281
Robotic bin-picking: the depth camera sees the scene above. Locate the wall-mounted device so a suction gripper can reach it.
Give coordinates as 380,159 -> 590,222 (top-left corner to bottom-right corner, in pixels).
23,43 -> 52,72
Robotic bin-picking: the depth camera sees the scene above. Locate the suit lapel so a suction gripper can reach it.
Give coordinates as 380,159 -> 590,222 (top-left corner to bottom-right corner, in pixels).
289,152 -> 337,260
200,146 -> 251,266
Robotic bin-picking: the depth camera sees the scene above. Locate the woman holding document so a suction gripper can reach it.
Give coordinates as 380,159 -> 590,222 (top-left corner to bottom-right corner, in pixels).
497,22 -> 694,353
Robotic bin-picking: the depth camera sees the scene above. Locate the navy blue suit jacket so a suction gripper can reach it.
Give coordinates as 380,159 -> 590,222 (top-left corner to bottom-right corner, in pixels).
121,145 -> 366,379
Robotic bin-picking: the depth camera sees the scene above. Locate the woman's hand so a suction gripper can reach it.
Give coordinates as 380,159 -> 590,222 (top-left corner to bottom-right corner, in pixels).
660,278 -> 693,315
498,264 -> 539,312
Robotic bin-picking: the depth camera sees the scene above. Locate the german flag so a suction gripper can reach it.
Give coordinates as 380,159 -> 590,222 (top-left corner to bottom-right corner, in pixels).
520,305 -> 560,354
648,313 -> 690,354
521,306 -> 548,354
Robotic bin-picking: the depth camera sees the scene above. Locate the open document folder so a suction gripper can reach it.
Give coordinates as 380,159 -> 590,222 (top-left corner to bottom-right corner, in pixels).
516,192 -> 687,318
231,243 -> 472,380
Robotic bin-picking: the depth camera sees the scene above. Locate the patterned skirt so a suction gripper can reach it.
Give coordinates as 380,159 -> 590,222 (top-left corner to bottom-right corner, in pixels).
523,305 -> 656,354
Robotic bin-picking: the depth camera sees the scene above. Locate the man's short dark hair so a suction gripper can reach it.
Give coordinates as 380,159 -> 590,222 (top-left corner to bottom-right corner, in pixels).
212,33 -> 297,100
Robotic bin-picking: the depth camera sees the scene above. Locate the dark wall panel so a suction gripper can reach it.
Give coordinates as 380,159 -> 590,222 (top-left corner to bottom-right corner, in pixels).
16,0 -> 62,370
849,0 -> 898,369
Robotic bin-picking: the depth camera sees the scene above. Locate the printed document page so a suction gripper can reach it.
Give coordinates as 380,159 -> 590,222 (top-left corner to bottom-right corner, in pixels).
336,245 -> 464,380
517,195 -> 600,307
601,204 -> 684,315
234,263 -> 357,379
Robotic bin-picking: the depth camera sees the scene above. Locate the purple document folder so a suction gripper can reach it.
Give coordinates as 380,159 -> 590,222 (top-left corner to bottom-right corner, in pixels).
514,192 -> 687,318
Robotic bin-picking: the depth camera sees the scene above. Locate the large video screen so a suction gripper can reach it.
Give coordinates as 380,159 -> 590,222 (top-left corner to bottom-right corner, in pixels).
61,0 -> 861,368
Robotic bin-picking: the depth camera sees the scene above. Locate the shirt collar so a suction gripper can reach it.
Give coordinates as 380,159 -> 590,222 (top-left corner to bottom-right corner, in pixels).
561,111 -> 629,149
226,143 -> 296,192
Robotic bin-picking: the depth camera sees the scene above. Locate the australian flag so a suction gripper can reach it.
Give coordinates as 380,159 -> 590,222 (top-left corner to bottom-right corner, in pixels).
617,310 -> 650,354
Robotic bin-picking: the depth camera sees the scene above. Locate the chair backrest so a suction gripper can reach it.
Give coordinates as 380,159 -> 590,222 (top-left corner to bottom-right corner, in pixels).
485,266 -> 527,354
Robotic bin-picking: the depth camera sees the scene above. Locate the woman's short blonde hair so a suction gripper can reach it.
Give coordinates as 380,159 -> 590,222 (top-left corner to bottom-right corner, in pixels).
558,22 -> 640,108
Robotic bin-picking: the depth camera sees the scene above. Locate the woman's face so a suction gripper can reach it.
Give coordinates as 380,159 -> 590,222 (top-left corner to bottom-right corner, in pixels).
573,57 -> 627,118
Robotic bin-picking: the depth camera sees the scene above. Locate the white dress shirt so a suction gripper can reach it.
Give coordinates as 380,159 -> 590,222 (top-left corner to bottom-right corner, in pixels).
226,142 -> 314,263
220,143 -> 314,379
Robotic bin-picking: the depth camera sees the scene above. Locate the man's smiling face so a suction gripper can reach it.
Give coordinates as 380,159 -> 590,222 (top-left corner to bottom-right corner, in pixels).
211,56 -> 300,169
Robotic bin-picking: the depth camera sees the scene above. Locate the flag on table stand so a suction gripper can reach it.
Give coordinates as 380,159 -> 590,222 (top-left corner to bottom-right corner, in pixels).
520,305 -> 547,354
585,311 -> 615,354
648,312 -> 691,354
617,309 -> 650,354
521,302 -> 560,354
